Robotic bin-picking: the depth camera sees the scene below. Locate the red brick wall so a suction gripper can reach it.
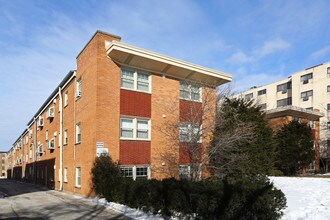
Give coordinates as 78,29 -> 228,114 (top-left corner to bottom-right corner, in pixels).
120,89 -> 151,117
179,99 -> 202,122
120,141 -> 150,164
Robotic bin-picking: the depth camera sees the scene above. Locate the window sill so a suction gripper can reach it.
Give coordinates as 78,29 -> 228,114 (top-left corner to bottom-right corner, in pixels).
75,96 -> 81,101
120,138 -> 151,141
120,87 -> 151,94
179,97 -> 202,103
75,142 -> 81,145
75,186 -> 81,189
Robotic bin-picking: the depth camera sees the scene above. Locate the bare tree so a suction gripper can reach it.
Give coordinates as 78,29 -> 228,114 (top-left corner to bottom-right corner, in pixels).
153,79 -> 218,181
318,104 -> 330,173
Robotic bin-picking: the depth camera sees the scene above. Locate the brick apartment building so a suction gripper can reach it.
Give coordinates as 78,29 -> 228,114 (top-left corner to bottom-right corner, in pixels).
0,151 -> 7,178
5,31 -> 232,195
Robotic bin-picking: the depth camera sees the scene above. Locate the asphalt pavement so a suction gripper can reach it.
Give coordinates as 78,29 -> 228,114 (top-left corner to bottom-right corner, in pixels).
0,179 -> 130,219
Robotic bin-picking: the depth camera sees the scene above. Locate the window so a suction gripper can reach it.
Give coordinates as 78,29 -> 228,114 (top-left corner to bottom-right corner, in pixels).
75,167 -> 81,187
327,122 -> 330,130
327,86 -> 330,92
29,149 -> 32,159
64,168 -> 68,183
26,154 -> 28,163
179,165 -> 191,180
25,136 -> 28,144
179,123 -> 201,143
277,82 -> 291,92
121,167 -> 133,178
309,121 -> 315,129
301,90 -> 313,101
328,67 -> 330,75
136,167 -> 148,179
76,123 -> 81,144
46,130 -> 48,140
301,73 -> 313,84
120,166 -> 149,180
258,103 -> 267,110
136,120 -> 149,139
179,81 -> 201,102
64,92 -> 68,107
328,104 -> 330,111
120,118 -> 133,138
257,89 -> 266,96
64,130 -> 68,145
76,79 -> 82,99
245,93 -> 253,101
120,117 -> 150,140
121,68 -> 150,92
277,97 -> 292,107
306,107 -> 313,111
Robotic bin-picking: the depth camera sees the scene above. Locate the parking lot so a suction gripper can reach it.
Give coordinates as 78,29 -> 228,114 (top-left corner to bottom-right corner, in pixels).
0,179 -> 130,219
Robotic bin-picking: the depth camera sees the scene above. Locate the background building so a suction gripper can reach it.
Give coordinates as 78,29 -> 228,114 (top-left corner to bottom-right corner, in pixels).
0,151 -> 7,178
236,62 -> 330,171
5,30 -> 231,195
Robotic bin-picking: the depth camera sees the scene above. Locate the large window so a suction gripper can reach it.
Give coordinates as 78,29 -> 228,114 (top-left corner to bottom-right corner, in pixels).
76,123 -> 81,144
120,117 -> 150,140
120,166 -> 149,180
179,81 -> 201,102
76,79 -> 82,99
277,82 -> 291,92
179,123 -> 201,143
301,90 -> 313,101
121,68 -> 150,92
301,73 -> 313,84
277,97 -> 292,107
75,167 -> 81,187
64,168 -> 68,183
64,129 -> 68,145
245,93 -> 253,101
257,89 -> 266,96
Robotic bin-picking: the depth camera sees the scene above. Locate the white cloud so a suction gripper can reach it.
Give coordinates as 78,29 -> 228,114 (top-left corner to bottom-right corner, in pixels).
309,45 -> 330,60
227,38 -> 290,64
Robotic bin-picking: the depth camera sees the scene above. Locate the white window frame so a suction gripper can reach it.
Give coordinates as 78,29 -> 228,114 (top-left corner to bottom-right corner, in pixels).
120,68 -> 151,93
179,81 -> 202,102
64,92 -> 68,107
120,165 -> 150,180
64,129 -> 68,145
76,79 -> 82,99
76,123 -> 81,144
120,117 -> 151,140
179,122 -> 202,143
64,167 -> 68,183
75,167 -> 81,187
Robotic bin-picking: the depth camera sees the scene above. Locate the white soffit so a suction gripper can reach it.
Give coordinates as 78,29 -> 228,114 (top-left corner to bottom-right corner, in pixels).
106,40 -> 232,85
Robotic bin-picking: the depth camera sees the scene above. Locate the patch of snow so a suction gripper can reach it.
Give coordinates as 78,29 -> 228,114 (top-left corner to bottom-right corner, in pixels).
270,176 -> 330,220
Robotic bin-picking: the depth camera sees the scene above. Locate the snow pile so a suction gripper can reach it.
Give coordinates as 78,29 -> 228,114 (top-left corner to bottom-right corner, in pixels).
270,176 -> 330,220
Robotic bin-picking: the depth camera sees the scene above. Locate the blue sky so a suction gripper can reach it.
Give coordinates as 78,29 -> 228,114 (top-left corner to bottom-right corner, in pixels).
1,0 -> 330,151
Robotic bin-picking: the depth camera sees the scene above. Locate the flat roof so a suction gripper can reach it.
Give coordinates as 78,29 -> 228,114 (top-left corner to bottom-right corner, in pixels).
265,106 -> 324,121
106,40 -> 232,86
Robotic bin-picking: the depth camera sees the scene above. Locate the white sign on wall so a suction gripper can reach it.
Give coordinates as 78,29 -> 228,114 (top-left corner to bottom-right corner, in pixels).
96,142 -> 104,148
96,148 -> 108,157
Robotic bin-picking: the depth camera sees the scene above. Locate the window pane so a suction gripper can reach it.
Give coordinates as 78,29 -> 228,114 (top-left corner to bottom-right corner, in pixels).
179,124 -> 189,141
180,81 -> 190,99
121,119 -> 133,129
121,118 -> 133,138
136,167 -> 148,179
121,167 -> 133,177
137,82 -> 149,91
121,69 -> 134,89
137,72 -> 149,82
191,86 -> 201,101
137,120 -> 148,139
121,129 -> 133,138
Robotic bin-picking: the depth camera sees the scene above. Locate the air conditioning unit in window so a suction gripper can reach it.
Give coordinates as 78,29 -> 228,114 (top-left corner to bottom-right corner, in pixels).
282,90 -> 287,94
303,79 -> 309,84
46,107 -> 54,119
76,91 -> 81,98
36,145 -> 43,154
37,118 -> 44,127
303,97 -> 309,101
47,139 -> 55,150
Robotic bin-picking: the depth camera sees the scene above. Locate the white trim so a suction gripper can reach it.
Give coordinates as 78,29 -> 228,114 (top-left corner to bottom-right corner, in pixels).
106,41 -> 232,82
120,117 -> 151,141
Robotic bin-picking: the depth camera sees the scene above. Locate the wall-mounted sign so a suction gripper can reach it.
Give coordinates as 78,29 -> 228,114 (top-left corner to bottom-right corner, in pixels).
96,148 -> 108,157
96,142 -> 104,148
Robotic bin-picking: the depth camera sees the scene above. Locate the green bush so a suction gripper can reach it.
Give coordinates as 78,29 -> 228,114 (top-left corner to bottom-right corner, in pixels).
91,156 -> 286,219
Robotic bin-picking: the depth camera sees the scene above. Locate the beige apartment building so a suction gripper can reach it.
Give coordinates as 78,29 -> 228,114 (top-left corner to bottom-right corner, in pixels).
237,62 -> 330,171
5,30 -> 231,195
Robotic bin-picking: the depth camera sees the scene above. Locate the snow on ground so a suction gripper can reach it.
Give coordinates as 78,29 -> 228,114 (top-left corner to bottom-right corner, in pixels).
270,176 -> 330,220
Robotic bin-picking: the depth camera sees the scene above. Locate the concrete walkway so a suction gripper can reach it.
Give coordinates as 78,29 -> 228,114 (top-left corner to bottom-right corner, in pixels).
0,179 -> 130,219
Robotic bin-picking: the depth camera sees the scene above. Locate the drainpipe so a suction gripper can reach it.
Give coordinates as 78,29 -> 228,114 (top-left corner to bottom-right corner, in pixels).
73,72 -> 77,193
59,87 -> 63,191
33,117 -> 37,184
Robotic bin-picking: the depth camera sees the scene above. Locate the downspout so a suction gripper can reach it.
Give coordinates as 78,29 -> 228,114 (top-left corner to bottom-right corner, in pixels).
33,117 -> 37,184
73,72 -> 77,193
59,87 -> 63,191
